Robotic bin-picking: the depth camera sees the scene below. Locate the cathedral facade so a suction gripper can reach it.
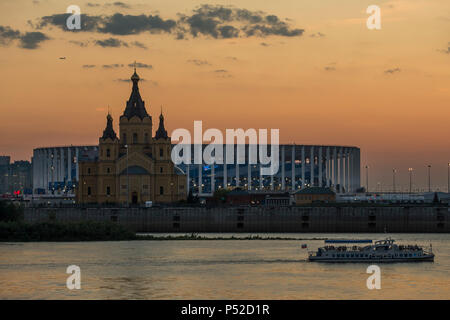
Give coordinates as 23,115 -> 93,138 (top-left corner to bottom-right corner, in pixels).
76,69 -> 186,204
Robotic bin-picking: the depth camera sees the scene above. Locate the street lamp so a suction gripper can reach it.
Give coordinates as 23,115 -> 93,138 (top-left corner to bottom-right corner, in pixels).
125,144 -> 129,206
408,168 -> 413,194
427,165 -> 431,193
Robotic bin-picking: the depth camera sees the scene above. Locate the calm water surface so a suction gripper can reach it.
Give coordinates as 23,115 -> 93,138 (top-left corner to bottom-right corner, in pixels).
1,233 -> 449,299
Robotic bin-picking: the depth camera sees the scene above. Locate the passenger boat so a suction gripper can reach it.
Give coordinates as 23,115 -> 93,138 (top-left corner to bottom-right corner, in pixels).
308,238 -> 434,262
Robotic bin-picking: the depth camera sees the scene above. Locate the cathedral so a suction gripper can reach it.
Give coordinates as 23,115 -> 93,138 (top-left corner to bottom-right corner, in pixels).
76,68 -> 187,204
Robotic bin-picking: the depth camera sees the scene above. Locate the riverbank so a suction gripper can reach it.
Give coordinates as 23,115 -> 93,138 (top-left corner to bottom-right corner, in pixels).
0,221 -> 332,242
24,205 -> 450,233
0,221 -> 136,241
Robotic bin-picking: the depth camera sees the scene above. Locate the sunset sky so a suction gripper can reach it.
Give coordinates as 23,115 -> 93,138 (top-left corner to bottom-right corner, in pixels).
0,0 -> 449,191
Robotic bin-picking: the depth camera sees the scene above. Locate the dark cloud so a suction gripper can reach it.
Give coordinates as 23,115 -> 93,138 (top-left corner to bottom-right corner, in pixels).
131,40 -> 147,49
310,32 -> 325,38
86,3 -> 100,7
128,62 -> 152,69
35,13 -> 176,35
213,69 -> 232,78
95,37 -> 128,47
109,2 -> 131,9
103,63 -> 124,68
439,42 -> 450,54
34,5 -> 303,41
0,25 -> 49,49
260,42 -> 270,47
82,64 -> 96,68
384,68 -> 401,74
19,32 -> 49,49
0,25 -> 21,45
69,40 -> 89,47
324,66 -> 336,71
179,5 -> 304,39
187,59 -> 210,66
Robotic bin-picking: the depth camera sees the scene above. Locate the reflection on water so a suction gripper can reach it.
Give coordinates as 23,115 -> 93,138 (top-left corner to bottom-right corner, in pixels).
0,233 -> 449,299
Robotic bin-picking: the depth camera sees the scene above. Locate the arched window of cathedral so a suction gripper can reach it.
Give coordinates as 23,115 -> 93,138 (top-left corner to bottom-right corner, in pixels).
160,148 -> 163,157
87,186 -> 91,196
160,186 -> 164,195
87,168 -> 91,174
123,133 -> 127,144
160,167 -> 163,173
106,149 -> 111,158
106,186 -> 111,195
144,133 -> 149,143
133,133 -> 138,143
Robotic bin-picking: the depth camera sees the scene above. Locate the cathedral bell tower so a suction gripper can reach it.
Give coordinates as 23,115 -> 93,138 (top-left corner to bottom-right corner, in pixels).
119,65 -> 153,156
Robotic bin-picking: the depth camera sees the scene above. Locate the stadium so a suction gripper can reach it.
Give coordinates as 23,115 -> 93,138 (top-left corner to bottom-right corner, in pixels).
32,144 -> 360,195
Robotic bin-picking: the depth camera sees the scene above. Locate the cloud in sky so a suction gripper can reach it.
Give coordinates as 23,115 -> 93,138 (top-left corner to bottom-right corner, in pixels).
0,25 -> 49,49
102,63 -> 124,68
310,32 -> 325,38
128,62 -> 152,69
187,59 -> 211,66
2,4 -> 304,50
30,4 -> 304,43
95,37 -> 128,47
438,42 -> 450,54
384,67 -> 401,74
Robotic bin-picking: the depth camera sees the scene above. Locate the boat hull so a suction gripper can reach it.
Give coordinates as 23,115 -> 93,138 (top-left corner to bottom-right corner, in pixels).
308,254 -> 434,263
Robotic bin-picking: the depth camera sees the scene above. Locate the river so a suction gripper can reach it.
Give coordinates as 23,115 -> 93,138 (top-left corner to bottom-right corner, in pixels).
0,233 -> 449,299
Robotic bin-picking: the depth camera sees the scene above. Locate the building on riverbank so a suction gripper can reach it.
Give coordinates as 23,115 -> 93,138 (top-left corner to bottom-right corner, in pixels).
75,68 -> 186,205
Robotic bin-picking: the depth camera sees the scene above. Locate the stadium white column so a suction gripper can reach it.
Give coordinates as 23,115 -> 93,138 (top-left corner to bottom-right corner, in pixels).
301,146 -> 305,188
270,168 -> 274,190
318,146 -> 323,187
60,148 -> 65,184
333,147 -> 338,190
198,164 -> 202,194
186,163 -> 190,194
346,149 -> 351,193
310,146 -> 314,186
259,163 -> 263,190
291,145 -> 295,190
343,149 -> 348,193
54,148 -> 58,185
223,147 -> 227,188
247,163 -> 251,190
44,149 -> 49,193
339,147 -> 344,193
75,147 -> 79,182
211,163 -> 215,194
326,147 -> 331,187
67,147 -> 72,183
281,145 -> 285,190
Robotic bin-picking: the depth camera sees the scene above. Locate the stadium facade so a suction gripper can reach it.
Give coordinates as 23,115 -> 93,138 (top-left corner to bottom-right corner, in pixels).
33,144 -> 360,195
32,146 -> 98,194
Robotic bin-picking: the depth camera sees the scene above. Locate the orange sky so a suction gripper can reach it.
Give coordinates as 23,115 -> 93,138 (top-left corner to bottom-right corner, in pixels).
0,0 -> 449,191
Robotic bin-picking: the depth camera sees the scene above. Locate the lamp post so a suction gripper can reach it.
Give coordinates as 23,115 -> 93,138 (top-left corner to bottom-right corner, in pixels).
365,165 -> 369,193
427,165 -> 431,193
392,168 -> 396,193
408,168 -> 413,194
125,144 -> 129,207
